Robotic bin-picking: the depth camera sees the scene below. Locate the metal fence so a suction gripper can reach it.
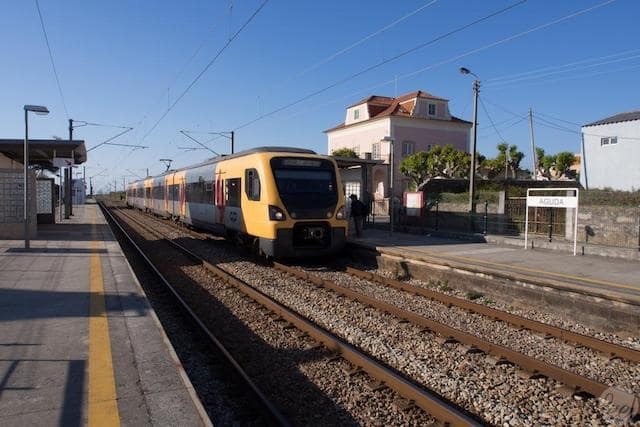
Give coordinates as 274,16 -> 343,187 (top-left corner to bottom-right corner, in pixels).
387,198 -> 640,251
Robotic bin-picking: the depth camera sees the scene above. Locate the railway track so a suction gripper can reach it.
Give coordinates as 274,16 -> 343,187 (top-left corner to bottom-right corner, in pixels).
104,202 -> 479,426
272,263 -> 637,405
342,268 -> 640,363
100,202 -> 290,426
105,203 -> 640,424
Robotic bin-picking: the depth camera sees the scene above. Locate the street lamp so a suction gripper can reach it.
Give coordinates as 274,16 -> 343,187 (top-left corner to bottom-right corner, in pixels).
23,104 -> 50,249
382,136 -> 395,233
459,67 -> 480,213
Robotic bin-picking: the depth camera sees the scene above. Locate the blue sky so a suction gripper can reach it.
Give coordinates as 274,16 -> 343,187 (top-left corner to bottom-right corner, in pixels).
2,0 -> 639,193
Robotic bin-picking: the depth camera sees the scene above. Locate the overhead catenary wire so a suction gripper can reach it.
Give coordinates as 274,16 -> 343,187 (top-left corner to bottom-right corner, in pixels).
72,120 -> 134,129
35,0 -> 69,118
534,111 -> 582,127
485,47 -> 640,84
135,1 -> 234,129
87,127 -> 135,152
255,0 -> 617,129
479,96 -> 509,145
489,62 -> 640,90
279,0 -> 439,85
485,51 -> 640,88
531,111 -> 640,142
141,0 -> 270,142
233,0 -> 527,132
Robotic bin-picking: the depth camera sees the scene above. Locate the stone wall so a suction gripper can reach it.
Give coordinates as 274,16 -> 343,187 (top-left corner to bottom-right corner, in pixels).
577,205 -> 640,248
0,169 -> 37,239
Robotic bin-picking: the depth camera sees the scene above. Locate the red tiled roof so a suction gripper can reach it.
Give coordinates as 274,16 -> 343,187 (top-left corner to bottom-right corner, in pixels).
347,95 -> 394,109
347,90 -> 447,110
325,90 -> 467,133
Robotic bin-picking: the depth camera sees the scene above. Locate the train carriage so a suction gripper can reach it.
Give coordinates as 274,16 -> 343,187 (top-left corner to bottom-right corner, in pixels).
126,147 -> 348,258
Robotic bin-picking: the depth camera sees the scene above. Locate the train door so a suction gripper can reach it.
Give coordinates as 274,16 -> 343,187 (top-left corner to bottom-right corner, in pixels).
224,177 -> 242,231
179,177 -> 186,218
215,173 -> 225,225
164,178 -> 169,213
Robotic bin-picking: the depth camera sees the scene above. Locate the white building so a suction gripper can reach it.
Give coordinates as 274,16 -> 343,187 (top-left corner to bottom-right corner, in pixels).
581,111 -> 640,191
325,90 -> 471,201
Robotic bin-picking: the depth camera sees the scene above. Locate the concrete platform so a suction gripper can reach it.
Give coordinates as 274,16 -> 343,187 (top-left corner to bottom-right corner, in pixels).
0,202 -> 209,426
349,229 -> 640,334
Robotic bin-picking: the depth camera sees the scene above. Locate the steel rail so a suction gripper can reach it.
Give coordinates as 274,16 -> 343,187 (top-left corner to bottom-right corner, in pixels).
112,206 -> 480,426
272,262 -> 638,416
345,267 -> 640,364
100,203 -> 290,427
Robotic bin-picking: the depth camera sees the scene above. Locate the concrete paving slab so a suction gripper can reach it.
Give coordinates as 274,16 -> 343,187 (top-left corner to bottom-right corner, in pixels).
0,202 -> 209,426
351,228 -> 640,302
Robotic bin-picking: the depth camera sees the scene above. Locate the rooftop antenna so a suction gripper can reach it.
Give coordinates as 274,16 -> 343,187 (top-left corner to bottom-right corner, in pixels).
159,158 -> 172,171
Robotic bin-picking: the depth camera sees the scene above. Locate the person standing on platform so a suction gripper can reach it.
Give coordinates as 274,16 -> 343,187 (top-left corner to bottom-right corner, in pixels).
349,194 -> 366,237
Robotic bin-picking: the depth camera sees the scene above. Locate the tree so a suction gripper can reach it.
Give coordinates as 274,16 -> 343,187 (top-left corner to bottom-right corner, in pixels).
534,149 -> 577,180
400,151 -> 432,189
483,143 -> 524,179
400,144 -> 470,189
331,148 -> 358,158
495,143 -> 524,179
554,151 -> 577,178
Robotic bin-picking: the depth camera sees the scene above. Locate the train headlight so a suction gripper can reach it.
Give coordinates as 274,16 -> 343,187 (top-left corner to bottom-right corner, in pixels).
268,205 -> 286,221
335,205 -> 346,220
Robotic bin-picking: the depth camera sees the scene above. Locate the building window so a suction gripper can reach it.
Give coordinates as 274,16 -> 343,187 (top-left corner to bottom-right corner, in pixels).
428,103 -> 436,116
402,141 -> 415,157
600,137 -> 618,146
372,142 -> 381,160
354,109 -> 360,120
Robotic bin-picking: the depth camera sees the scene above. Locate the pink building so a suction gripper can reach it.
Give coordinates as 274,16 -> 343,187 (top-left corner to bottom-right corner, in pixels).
325,90 -> 471,201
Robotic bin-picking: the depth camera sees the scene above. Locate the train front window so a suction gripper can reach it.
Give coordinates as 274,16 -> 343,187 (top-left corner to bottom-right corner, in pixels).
273,169 -> 333,194
270,157 -> 338,217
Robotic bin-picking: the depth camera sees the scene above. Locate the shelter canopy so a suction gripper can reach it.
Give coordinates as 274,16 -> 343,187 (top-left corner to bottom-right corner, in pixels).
0,139 -> 87,169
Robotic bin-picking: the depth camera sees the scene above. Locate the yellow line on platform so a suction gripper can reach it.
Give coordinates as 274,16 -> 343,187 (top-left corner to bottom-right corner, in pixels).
89,214 -> 120,427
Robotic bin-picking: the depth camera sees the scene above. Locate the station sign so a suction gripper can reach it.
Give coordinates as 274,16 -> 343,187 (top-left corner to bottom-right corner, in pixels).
524,188 -> 579,256
527,195 -> 578,208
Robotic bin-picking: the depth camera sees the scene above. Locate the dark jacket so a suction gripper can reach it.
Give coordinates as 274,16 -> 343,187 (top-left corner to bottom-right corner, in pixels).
350,199 -> 366,217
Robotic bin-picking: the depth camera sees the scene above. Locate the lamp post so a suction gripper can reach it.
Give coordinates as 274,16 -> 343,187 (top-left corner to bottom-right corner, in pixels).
459,67 -> 480,213
23,105 -> 50,249
382,136 -> 395,233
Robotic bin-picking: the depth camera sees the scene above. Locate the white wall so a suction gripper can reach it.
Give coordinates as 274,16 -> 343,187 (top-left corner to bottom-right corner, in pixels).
327,118 -> 391,157
345,103 -> 370,126
581,120 -> 640,191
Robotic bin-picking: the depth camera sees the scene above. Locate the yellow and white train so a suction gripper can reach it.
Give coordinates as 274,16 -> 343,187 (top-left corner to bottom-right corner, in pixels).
126,147 -> 348,257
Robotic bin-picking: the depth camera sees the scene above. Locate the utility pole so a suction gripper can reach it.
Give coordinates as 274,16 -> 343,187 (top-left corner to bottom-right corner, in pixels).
24,109 -> 29,248
505,150 -> 509,181
469,79 -> 479,213
66,119 -> 73,218
231,131 -> 235,154
529,108 -> 537,180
